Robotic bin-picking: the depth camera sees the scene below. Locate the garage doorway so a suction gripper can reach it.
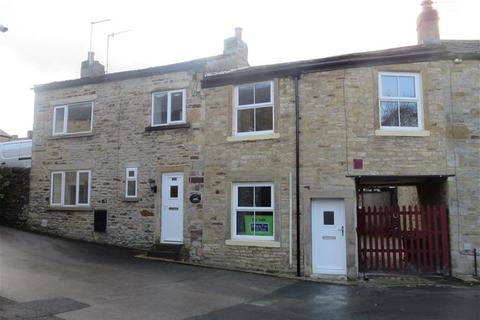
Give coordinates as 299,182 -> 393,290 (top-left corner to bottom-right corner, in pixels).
355,176 -> 451,275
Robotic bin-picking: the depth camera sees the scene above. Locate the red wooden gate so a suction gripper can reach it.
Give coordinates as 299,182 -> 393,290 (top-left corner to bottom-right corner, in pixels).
357,205 -> 450,274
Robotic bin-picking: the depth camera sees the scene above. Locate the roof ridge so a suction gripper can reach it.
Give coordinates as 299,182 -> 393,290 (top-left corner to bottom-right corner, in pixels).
34,54 -> 222,92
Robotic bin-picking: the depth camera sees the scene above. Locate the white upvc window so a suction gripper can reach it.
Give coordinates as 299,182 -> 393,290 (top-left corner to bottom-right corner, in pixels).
50,170 -> 91,207
232,183 -> 274,240
379,72 -> 422,130
233,81 -> 274,136
53,102 -> 94,135
125,167 -> 138,198
151,89 -> 186,126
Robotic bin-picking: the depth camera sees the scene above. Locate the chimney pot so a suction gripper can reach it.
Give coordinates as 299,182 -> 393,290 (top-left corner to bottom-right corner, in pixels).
88,51 -> 95,65
235,27 -> 242,40
417,0 -> 440,44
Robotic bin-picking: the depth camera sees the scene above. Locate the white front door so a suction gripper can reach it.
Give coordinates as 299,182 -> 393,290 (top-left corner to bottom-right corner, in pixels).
161,173 -> 184,243
312,199 -> 347,275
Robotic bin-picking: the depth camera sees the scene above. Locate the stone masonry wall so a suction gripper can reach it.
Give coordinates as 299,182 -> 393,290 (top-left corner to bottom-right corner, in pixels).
202,79 -> 297,274
297,60 -> 479,277
445,60 -> 480,275
0,167 -> 30,226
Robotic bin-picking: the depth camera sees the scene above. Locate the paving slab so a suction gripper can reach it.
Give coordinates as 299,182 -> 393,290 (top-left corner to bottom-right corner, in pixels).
0,298 -> 88,319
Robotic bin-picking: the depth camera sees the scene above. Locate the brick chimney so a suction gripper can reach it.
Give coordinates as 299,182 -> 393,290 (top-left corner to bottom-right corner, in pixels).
223,27 -> 248,59
417,0 -> 440,44
80,51 -> 105,78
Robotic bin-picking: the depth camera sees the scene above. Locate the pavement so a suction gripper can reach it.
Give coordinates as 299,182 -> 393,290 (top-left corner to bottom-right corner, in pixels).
0,226 -> 479,320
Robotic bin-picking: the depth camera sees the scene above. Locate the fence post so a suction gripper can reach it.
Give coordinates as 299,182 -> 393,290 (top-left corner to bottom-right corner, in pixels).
474,248 -> 478,278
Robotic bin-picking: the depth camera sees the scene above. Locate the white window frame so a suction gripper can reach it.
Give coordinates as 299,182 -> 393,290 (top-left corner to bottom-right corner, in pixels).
50,170 -> 91,207
231,182 -> 274,241
151,89 -> 187,126
125,167 -> 138,198
233,81 -> 274,136
378,72 -> 423,131
52,101 -> 94,135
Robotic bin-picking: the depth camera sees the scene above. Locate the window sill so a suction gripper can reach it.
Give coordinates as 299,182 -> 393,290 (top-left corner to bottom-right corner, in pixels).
47,206 -> 92,212
49,132 -> 94,140
375,129 -> 430,137
122,197 -> 140,202
225,239 -> 281,248
145,123 -> 190,131
227,132 -> 280,142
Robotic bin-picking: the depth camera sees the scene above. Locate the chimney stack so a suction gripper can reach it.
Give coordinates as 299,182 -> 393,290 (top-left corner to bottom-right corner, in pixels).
417,0 -> 440,44
223,27 -> 248,59
81,51 -> 105,78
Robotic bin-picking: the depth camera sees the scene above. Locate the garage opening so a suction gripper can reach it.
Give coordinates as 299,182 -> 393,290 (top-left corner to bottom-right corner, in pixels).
355,176 -> 451,275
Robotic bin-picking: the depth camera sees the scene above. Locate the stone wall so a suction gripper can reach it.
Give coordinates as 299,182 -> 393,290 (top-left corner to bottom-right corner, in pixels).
445,60 -> 480,275
295,61 -> 478,276
202,79 -> 297,274
397,186 -> 420,207
0,167 -> 30,226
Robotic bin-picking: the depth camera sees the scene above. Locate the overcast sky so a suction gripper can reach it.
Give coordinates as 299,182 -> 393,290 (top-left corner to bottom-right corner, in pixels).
0,0 -> 478,137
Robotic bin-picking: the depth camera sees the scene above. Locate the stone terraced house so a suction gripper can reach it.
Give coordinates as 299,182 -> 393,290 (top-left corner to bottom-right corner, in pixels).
29,2 -> 479,279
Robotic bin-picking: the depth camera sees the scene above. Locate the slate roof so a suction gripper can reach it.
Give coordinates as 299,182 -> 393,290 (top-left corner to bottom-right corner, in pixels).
0,129 -> 10,138
34,55 -> 222,92
202,40 -> 480,88
33,40 -> 479,92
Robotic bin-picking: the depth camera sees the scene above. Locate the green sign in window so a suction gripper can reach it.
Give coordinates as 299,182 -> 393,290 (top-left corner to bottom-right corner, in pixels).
243,214 -> 273,237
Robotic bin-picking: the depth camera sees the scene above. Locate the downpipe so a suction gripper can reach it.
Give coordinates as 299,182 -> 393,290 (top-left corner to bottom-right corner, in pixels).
294,75 -> 301,277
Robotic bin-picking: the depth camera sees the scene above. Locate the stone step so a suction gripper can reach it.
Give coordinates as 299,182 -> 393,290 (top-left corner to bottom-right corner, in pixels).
147,243 -> 183,260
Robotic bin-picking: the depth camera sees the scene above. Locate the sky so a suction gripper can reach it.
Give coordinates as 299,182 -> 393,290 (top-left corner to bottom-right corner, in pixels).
0,0 -> 479,137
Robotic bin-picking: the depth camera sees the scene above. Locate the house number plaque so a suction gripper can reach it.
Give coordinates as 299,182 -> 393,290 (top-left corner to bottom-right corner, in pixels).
189,193 -> 201,204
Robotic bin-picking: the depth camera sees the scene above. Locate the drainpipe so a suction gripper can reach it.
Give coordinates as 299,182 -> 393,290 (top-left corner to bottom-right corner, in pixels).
294,75 -> 301,277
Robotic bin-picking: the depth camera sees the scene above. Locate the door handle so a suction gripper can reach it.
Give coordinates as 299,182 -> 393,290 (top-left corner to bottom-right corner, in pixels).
169,207 -> 179,211
338,226 -> 344,236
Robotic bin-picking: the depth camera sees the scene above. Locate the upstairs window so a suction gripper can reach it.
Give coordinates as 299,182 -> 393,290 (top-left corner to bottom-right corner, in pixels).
234,81 -> 274,135
232,183 -> 274,240
125,167 -> 138,198
152,90 -> 186,126
50,170 -> 91,207
53,102 -> 93,135
379,72 -> 422,130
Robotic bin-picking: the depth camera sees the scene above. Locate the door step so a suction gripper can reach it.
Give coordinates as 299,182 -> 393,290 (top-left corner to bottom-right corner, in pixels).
147,244 -> 183,260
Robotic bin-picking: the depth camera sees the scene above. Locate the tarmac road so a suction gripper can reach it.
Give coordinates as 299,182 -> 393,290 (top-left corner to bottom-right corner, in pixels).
0,226 -> 478,319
